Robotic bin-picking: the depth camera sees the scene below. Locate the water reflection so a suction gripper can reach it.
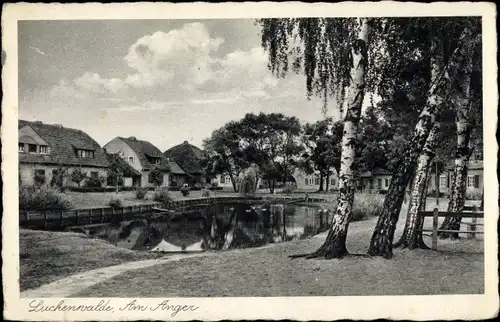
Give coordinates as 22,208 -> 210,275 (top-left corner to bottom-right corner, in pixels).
82,202 -> 332,253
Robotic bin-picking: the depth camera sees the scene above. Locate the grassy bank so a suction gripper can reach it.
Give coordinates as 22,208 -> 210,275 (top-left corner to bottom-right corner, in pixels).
74,212 -> 483,297
19,229 -> 164,291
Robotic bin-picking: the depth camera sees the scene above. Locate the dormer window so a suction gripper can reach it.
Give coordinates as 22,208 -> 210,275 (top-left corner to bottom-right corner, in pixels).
28,144 -> 37,154
154,158 -> 160,165
78,149 -> 95,159
39,145 -> 50,154
19,143 -> 25,153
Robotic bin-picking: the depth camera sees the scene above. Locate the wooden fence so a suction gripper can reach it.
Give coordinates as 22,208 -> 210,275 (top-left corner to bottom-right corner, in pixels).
19,203 -> 161,230
417,205 -> 484,251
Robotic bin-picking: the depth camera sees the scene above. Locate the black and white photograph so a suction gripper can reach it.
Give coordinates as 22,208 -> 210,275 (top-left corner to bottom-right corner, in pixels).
2,2 -> 498,321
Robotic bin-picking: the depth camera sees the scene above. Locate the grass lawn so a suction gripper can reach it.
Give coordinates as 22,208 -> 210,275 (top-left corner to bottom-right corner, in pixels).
64,190 -> 161,208
19,229 -> 164,291
73,201 -> 484,297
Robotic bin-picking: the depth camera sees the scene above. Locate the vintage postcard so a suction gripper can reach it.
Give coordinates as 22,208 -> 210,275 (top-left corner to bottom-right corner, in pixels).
2,1 -> 499,321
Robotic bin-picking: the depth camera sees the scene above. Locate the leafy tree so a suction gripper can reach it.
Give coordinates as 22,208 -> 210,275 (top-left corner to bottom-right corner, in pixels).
149,167 -> 163,188
301,118 -> 342,192
70,168 -> 87,187
50,165 -> 67,190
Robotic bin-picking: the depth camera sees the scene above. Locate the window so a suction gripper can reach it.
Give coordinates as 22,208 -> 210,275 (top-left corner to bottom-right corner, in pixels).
226,176 -> 231,183
78,149 -> 95,159
331,178 -> 335,186
468,175 -> 480,188
129,156 -> 134,163
385,178 -> 390,187
28,144 -> 37,153
39,145 -> 50,154
304,178 -> 308,186
90,171 -> 99,179
369,179 -> 374,189
439,175 -> 448,188
19,143 -> 25,153
378,178 -> 382,190
220,176 -> 225,184
315,177 -> 320,185
155,158 -> 160,165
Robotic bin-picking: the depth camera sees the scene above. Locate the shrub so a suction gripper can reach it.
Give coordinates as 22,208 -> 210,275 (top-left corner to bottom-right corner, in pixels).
351,192 -> 385,222
153,189 -> 172,206
180,184 -> 190,197
85,175 -> 105,188
71,169 -> 87,187
34,173 -> 46,187
201,188 -> 211,198
282,183 -> 295,195
192,183 -> 203,191
108,198 -> 123,209
19,185 -> 73,211
135,187 -> 148,200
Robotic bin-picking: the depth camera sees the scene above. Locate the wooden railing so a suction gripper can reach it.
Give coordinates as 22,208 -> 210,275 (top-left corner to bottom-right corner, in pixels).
417,206 -> 484,250
19,203 -> 161,230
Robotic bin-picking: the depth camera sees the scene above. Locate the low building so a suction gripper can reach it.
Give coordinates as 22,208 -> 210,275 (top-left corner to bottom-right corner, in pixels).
18,120 -> 109,187
293,168 -> 339,191
104,136 -> 185,188
427,160 -> 483,198
356,168 -> 392,193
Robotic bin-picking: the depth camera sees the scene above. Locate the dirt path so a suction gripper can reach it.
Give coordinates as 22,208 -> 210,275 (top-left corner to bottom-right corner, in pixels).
20,253 -> 212,298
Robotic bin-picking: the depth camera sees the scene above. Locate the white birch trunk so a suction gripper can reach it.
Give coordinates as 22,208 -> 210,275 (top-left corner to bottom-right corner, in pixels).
308,18 -> 369,259
440,52 -> 474,238
395,121 -> 440,249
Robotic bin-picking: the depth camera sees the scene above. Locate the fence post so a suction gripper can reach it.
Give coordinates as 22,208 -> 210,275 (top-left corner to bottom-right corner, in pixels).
432,208 -> 438,251
89,209 -> 92,224
44,212 -> 48,230
60,210 -> 64,229
76,210 -> 79,225
469,205 -> 478,239
101,208 -> 105,223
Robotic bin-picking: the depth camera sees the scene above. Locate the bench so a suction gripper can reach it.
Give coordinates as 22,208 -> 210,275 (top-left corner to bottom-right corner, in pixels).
417,206 -> 484,250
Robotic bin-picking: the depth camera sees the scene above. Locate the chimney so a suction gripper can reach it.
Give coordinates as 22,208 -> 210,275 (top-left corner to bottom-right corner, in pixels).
129,136 -> 137,141
183,140 -> 188,144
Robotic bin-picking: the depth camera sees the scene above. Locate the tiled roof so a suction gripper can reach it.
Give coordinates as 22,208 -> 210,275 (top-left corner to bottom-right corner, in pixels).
163,141 -> 207,175
18,120 -> 109,168
359,168 -> 391,178
119,137 -> 169,171
167,160 -> 186,175
446,160 -> 483,171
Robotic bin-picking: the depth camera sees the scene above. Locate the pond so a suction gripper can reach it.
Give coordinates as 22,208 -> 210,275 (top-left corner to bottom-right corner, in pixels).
79,202 -> 333,253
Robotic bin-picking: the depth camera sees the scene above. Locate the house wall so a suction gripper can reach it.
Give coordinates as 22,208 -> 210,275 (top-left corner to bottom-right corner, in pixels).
358,174 -> 392,192
214,174 -> 235,189
293,169 -> 339,191
425,168 -> 483,198
19,163 -> 108,187
104,138 -> 143,173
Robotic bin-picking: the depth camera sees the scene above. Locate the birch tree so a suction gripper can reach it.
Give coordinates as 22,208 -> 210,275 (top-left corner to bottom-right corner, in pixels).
439,42 -> 482,239
368,19 -> 481,258
260,17 -> 377,258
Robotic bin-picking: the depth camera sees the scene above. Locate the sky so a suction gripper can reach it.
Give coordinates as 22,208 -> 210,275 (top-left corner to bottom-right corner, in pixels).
18,19 -> 344,151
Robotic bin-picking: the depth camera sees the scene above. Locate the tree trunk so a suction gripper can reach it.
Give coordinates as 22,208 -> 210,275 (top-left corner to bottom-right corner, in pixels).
394,121 -> 440,249
318,172 -> 324,192
439,49 -> 474,239
368,48 -> 447,258
229,173 -> 238,193
326,172 -> 331,191
368,28 -> 475,258
305,18 -> 369,259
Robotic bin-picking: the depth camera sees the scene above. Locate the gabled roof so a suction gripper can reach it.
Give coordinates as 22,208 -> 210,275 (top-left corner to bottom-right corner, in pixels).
118,137 -> 169,171
359,168 -> 392,178
18,120 -> 109,168
167,160 -> 186,175
163,141 -> 207,175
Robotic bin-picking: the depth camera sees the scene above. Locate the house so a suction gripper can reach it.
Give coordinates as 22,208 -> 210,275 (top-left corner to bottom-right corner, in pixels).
356,168 -> 392,193
104,137 -> 186,188
105,153 -> 142,187
164,141 -> 209,185
293,168 -> 339,191
427,160 -> 483,198
18,120 -> 109,187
